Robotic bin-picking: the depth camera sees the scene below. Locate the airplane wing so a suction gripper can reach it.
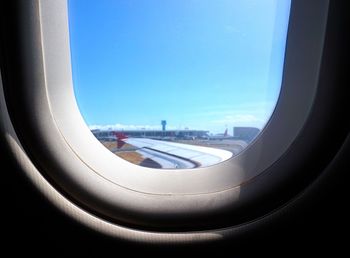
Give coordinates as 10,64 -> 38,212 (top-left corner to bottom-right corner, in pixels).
122,138 -> 233,169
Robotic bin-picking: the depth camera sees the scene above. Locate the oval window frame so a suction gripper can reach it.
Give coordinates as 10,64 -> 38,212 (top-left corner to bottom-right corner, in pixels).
39,0 -> 328,193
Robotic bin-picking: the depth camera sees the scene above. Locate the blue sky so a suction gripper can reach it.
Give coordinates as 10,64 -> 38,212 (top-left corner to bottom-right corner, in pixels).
68,0 -> 291,134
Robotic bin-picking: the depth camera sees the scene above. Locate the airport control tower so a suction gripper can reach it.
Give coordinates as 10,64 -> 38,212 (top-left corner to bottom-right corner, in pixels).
161,120 -> 167,131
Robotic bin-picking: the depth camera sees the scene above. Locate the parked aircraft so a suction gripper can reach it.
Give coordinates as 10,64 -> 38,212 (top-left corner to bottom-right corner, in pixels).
204,129 -> 235,140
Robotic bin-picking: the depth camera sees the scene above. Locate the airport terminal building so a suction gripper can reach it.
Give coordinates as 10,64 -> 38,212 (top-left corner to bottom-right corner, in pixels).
91,129 -> 209,141
233,127 -> 260,142
92,126 -> 260,142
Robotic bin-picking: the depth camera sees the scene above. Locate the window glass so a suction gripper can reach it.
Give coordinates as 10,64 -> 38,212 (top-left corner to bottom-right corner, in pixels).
68,0 -> 291,169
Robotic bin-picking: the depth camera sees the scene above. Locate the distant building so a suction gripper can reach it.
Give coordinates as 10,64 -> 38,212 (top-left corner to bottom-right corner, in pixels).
91,129 -> 209,141
233,127 -> 260,142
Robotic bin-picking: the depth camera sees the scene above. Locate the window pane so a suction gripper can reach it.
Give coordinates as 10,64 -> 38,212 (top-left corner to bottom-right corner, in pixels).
68,0 -> 291,169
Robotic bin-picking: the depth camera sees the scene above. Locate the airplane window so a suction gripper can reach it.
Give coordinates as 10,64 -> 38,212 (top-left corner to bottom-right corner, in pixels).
68,0 -> 291,169
1,0 -> 335,241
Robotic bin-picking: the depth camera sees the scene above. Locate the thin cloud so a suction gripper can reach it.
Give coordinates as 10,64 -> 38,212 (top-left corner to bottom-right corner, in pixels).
88,124 -> 177,131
